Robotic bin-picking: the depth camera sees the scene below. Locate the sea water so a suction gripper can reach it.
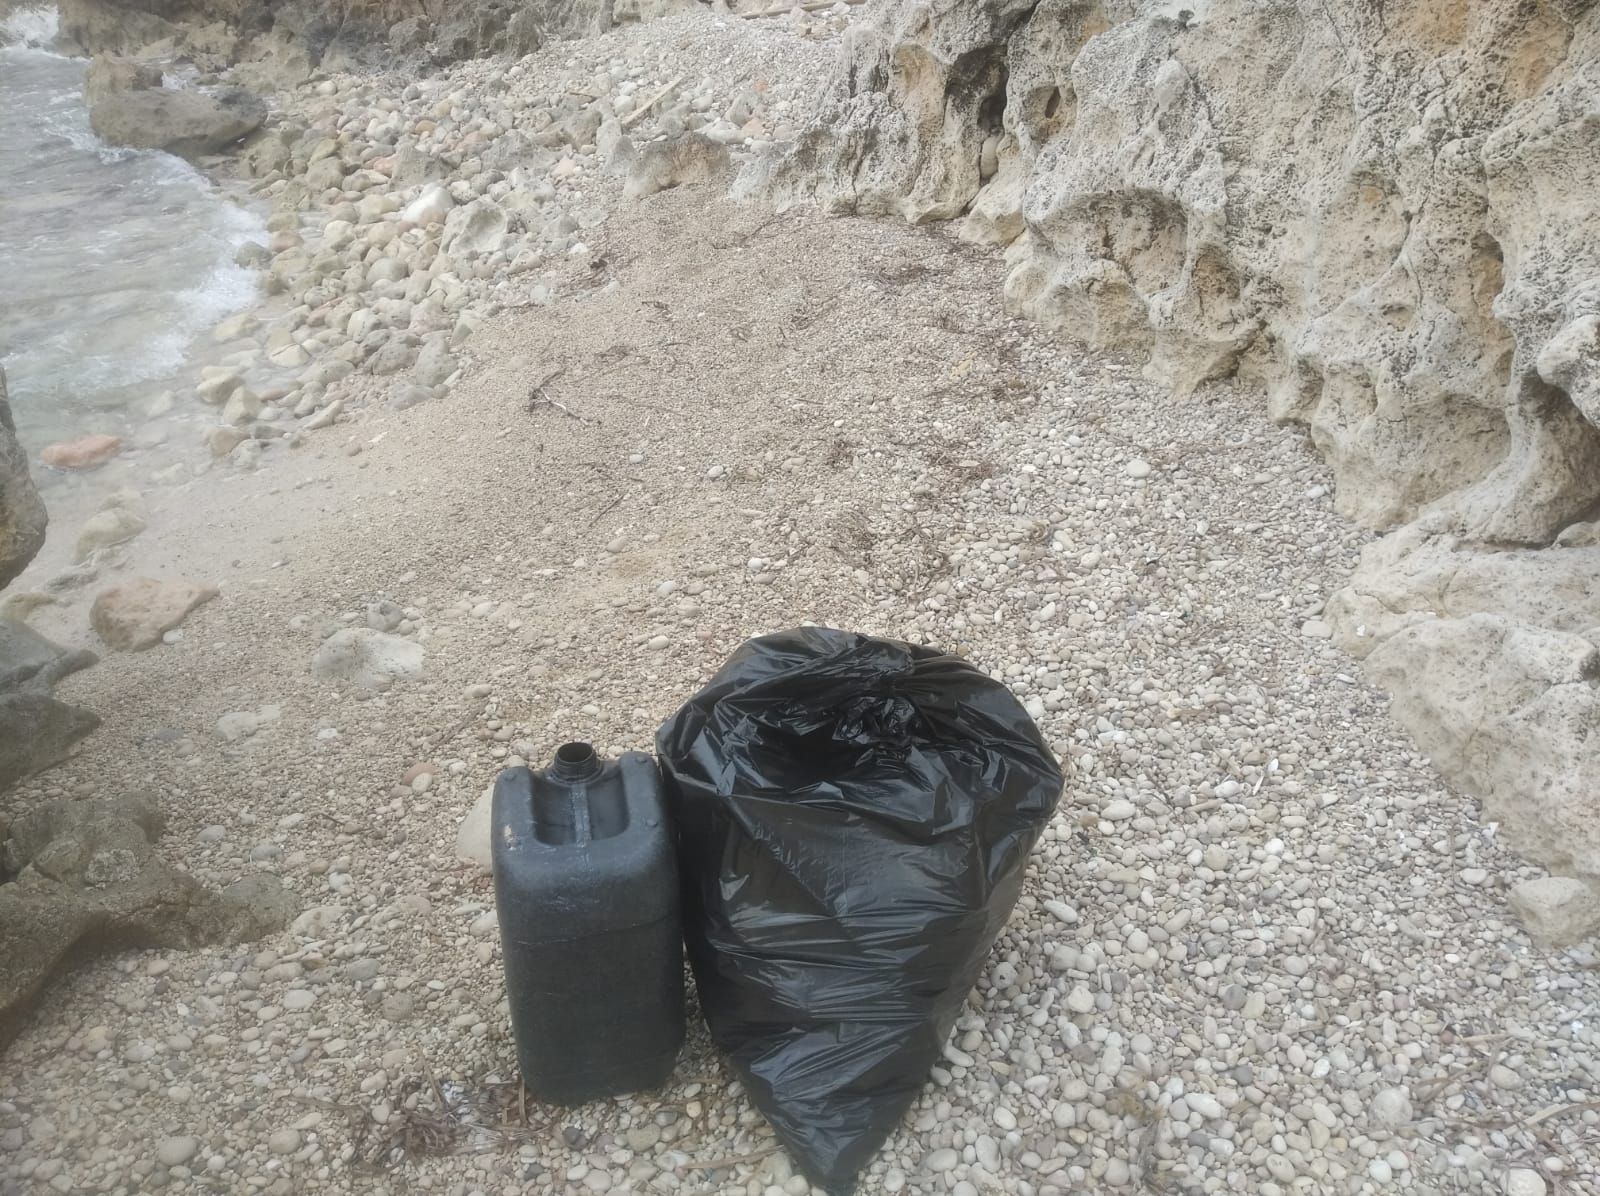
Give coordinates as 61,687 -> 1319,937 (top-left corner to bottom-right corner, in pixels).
0,6 -> 264,454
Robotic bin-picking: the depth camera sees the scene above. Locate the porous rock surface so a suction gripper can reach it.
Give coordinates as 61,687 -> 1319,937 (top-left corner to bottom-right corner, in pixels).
749,0 -> 1600,911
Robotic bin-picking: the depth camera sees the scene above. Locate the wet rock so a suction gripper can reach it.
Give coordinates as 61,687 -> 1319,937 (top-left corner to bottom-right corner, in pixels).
0,620 -> 99,790
74,504 -> 146,562
40,433 -> 123,470
0,365 -> 47,589
82,56 -> 162,110
90,577 -> 220,651
85,58 -> 266,160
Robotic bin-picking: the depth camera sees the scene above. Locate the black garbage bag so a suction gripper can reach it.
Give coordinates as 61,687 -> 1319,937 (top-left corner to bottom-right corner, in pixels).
657,627 -> 1064,1192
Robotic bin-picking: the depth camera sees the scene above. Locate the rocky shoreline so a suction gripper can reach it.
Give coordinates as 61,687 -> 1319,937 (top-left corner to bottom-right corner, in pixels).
4,2 -> 849,596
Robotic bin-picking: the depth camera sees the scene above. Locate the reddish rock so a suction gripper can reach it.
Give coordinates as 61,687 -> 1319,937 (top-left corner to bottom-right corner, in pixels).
401,761 -> 440,785
90,578 -> 219,651
41,434 -> 123,470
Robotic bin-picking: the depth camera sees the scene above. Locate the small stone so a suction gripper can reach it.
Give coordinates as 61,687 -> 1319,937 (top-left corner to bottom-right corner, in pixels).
1369,1159 -> 1393,1184
1066,985 -> 1095,1014
925,1147 -> 959,1173
156,1136 -> 200,1166
289,905 -> 346,938
381,992 -> 416,1022
1300,618 -> 1333,639
1101,799 -> 1137,821
267,1128 -> 301,1155
205,426 -> 248,458
1371,1086 -> 1412,1129
282,989 -> 316,1011
1124,458 -> 1152,479
625,1124 -> 661,1152
1461,867 -> 1489,885
1505,1168 -> 1548,1196
1488,1064 -> 1525,1090
1043,898 -> 1078,923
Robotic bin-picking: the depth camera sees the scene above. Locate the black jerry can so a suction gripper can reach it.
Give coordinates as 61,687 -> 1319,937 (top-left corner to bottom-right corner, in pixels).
491,742 -> 684,1104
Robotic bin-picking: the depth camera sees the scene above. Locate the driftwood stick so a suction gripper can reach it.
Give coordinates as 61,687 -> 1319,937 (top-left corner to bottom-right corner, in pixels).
620,74 -> 687,129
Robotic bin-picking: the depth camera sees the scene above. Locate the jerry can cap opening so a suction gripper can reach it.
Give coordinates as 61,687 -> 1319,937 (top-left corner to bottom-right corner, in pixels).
550,741 -> 601,781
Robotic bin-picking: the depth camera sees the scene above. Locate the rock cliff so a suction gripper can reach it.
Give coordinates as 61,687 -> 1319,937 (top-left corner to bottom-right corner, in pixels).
747,0 -> 1600,912
56,0 -> 703,76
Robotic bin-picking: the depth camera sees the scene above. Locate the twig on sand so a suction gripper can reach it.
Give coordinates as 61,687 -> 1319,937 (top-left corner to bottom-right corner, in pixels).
677,1145 -> 779,1173
712,212 -> 786,250
1526,1098 -> 1600,1128
621,74 -> 687,129
527,367 -> 595,423
588,493 -> 625,527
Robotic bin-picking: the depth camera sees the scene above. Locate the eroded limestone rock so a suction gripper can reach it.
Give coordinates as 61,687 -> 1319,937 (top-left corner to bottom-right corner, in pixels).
1363,615 -> 1600,893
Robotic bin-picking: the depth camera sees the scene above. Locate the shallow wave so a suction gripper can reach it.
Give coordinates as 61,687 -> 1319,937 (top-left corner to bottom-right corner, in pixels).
0,27 -> 269,443
0,5 -> 62,52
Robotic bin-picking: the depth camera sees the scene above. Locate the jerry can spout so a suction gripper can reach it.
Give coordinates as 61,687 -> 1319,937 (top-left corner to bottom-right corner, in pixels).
548,740 -> 602,782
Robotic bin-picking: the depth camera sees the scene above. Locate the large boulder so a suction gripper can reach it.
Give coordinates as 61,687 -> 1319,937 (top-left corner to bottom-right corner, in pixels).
0,366 -> 47,591
85,59 -> 267,159
0,791 -> 297,1048
82,54 -> 161,109
0,620 -> 100,790
1363,615 -> 1600,891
